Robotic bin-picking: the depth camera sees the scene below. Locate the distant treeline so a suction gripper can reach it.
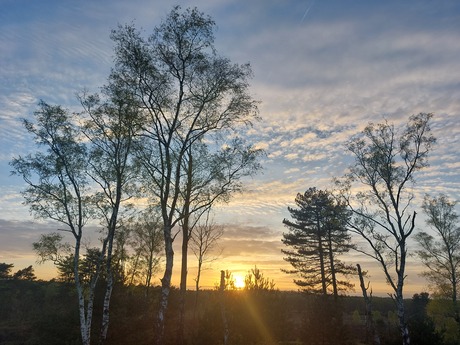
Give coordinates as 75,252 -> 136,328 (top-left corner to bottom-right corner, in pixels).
0,279 -> 445,345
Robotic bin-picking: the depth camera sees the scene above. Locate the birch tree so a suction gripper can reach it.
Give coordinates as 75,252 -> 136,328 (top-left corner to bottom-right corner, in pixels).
11,101 -> 96,345
126,207 -> 163,291
416,194 -> 460,320
176,139 -> 261,343
336,113 -> 436,345
191,212 -> 223,293
109,6 -> 260,344
79,87 -> 139,344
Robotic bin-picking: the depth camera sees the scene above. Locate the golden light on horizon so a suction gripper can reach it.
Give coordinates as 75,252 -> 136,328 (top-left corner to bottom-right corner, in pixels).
233,274 -> 245,289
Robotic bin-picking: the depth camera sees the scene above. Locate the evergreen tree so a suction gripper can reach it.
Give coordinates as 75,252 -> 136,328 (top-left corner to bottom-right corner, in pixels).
0,262 -> 14,279
13,265 -> 37,281
282,187 -> 354,296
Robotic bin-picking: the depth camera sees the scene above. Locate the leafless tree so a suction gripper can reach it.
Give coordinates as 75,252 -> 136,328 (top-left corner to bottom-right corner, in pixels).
190,213 -> 223,293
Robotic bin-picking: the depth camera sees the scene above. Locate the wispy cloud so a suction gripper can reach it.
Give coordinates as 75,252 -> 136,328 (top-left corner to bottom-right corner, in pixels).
1,0 -> 459,293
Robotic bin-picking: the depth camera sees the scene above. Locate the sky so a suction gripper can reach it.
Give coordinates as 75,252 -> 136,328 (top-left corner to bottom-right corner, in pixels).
1,0 -> 460,296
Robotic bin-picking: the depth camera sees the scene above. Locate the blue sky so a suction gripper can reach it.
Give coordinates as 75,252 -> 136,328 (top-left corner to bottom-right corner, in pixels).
1,0 -> 460,294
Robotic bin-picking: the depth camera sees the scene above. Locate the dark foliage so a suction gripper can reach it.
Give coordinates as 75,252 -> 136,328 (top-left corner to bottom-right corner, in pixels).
0,279 -> 448,345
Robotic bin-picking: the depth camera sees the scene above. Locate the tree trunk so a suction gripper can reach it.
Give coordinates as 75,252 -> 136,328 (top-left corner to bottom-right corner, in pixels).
155,226 -> 174,345
178,223 -> 189,345
449,253 -> 459,322
316,216 -> 327,295
396,242 -> 410,345
220,270 -> 229,345
76,283 -> 91,345
357,264 -> 380,345
327,230 -> 338,299
194,257 -> 203,318
394,265 -> 410,345
74,239 -> 91,345
99,273 -> 114,344
395,292 -> 410,345
100,218 -> 116,345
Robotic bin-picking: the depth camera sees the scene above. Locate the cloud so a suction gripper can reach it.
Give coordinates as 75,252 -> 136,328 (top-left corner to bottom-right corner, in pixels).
0,219 -> 55,256
1,0 -> 460,294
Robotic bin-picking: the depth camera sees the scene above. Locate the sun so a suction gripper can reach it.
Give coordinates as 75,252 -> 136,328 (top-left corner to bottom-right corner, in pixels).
233,274 -> 245,289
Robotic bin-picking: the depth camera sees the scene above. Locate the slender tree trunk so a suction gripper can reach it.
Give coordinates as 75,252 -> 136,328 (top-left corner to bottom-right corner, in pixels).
395,291 -> 410,345
178,152 -> 193,344
145,250 -> 153,297
453,277 -> 459,322
195,258 -> 202,292
74,239 -> 91,345
194,257 -> 203,318
99,233 -> 115,344
155,225 -> 174,345
357,264 -> 380,345
316,216 -> 327,295
449,253 -> 459,322
178,222 -> 189,345
99,196 -> 121,345
220,270 -> 229,345
76,281 -> 91,345
100,273 -> 114,344
129,252 -> 141,286
84,279 -> 97,345
394,257 -> 410,345
327,230 -> 338,299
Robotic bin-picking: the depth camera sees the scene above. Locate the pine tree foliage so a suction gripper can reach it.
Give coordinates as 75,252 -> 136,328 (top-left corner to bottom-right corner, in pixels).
282,187 -> 354,296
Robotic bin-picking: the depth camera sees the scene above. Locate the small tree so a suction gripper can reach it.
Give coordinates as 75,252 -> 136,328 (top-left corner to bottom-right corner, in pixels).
337,113 -> 436,345
416,194 -> 460,320
126,207 -> 163,291
33,232 -> 71,266
244,266 -> 276,292
190,213 -> 223,293
12,265 -> 37,281
0,263 -> 14,279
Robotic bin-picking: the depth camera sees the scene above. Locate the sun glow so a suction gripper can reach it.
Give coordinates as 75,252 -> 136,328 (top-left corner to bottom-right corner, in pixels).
234,274 -> 245,289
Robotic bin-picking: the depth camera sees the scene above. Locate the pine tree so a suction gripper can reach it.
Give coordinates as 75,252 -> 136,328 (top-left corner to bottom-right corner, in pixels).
282,187 -> 354,296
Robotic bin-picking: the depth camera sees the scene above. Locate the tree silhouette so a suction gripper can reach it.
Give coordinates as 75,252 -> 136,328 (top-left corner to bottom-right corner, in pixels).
337,113 -> 436,345
282,187 -> 354,296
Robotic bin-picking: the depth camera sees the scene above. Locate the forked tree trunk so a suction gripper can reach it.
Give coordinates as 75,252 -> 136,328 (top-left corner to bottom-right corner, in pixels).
76,282 -> 91,345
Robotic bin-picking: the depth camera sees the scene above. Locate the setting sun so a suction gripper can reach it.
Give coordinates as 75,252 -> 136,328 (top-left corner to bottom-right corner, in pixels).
234,274 -> 245,289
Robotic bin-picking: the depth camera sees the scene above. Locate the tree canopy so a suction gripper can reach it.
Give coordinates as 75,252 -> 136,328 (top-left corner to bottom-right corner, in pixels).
282,187 -> 354,296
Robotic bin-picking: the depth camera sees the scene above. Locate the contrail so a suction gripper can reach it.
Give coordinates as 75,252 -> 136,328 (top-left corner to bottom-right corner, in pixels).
301,1 -> 315,23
